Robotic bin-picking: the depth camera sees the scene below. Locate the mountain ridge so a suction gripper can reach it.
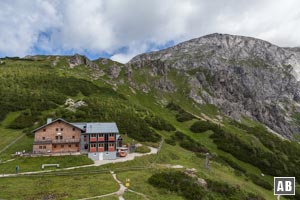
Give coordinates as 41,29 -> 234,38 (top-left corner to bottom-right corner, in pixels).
2,33 -> 300,139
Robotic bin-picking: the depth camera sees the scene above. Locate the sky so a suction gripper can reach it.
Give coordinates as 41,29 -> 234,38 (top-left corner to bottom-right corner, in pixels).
1,0 -> 300,63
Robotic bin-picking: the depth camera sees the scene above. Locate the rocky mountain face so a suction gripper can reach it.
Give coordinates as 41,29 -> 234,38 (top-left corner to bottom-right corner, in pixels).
127,33 -> 300,139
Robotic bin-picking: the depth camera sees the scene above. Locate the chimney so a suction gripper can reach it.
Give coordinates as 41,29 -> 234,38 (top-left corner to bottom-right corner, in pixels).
47,118 -> 52,124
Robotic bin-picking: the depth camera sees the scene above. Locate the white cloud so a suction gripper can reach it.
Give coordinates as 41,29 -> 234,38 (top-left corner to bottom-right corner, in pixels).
1,0 -> 300,62
0,0 -> 61,56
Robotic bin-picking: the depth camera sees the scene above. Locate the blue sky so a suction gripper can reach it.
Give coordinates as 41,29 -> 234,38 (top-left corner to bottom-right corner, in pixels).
1,0 -> 300,63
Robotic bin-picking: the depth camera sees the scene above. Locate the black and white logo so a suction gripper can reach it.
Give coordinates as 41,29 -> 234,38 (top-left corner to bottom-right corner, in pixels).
274,177 -> 295,195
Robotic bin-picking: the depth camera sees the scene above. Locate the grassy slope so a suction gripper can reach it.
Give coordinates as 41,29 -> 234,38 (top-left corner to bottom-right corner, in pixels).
0,173 -> 118,200
0,57 -> 292,199
113,87 -> 278,199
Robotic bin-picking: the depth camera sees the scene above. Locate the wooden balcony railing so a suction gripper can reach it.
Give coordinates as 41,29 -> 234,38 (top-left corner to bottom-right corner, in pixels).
109,147 -> 115,152
33,140 -> 52,144
98,147 -> 104,152
52,139 -> 80,144
35,139 -> 80,144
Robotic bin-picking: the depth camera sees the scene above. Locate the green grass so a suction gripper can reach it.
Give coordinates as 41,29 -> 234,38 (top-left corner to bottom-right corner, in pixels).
0,134 -> 33,160
0,111 -> 21,127
135,146 -> 151,153
95,195 -> 119,200
123,191 -> 151,200
0,173 -> 118,200
117,170 -> 184,200
0,127 -> 23,152
0,155 -> 93,174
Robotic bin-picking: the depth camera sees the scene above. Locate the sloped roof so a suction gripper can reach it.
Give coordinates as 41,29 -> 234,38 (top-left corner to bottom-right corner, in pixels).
32,118 -> 119,134
85,122 -> 119,133
32,118 -> 85,133
70,122 -> 86,130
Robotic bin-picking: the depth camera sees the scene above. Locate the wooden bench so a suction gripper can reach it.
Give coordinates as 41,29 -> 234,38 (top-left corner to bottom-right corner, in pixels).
42,164 -> 60,169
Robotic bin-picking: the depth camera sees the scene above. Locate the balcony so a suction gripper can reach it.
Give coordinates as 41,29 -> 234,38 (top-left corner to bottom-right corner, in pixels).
98,147 -> 104,152
98,137 -> 104,142
90,147 -> 96,152
108,137 -> 115,141
90,137 -> 97,142
52,139 -> 80,144
109,147 -> 115,152
33,140 -> 52,145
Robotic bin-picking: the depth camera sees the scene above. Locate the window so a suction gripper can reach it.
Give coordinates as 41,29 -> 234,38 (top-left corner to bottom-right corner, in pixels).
72,127 -> 75,131
61,128 -> 63,131
39,146 -> 42,149
56,128 -> 59,131
68,144 -> 71,147
53,145 -> 56,148
109,143 -> 114,147
43,146 -> 46,149
98,143 -> 104,147
109,133 -> 114,137
72,136 -> 75,139
43,129 -> 46,132
90,144 -> 96,148
55,136 -> 58,140
42,137 -> 45,140
75,144 -> 79,147
99,134 -> 104,137
61,145 -> 64,148
60,136 -> 63,139
91,134 -> 96,137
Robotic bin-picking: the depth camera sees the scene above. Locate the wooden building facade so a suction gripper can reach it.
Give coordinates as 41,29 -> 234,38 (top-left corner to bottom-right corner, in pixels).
32,118 -> 122,160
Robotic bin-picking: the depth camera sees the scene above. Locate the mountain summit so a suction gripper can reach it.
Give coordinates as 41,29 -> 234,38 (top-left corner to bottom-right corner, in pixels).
127,33 -> 300,138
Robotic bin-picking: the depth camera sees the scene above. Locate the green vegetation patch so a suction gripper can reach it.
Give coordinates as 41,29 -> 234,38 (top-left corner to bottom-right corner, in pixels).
148,171 -> 206,200
190,120 -> 221,133
135,146 -> 151,153
0,155 -> 93,174
0,173 -> 118,200
246,173 -> 273,190
148,171 -> 266,200
212,120 -> 300,183
173,131 -> 209,154
166,102 -> 195,122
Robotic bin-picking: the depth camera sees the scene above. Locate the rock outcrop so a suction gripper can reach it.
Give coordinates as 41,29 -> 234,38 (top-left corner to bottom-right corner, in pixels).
68,54 -> 99,70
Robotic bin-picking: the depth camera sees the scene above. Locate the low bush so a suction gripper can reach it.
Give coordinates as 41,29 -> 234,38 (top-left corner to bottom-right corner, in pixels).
245,193 -> 266,200
190,120 -> 222,133
166,102 -> 195,122
135,146 -> 151,153
219,155 -> 247,173
206,179 -> 238,197
174,131 -> 208,153
145,115 -> 176,131
176,112 -> 194,122
148,171 -> 206,200
165,138 -> 176,146
247,173 -> 273,190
